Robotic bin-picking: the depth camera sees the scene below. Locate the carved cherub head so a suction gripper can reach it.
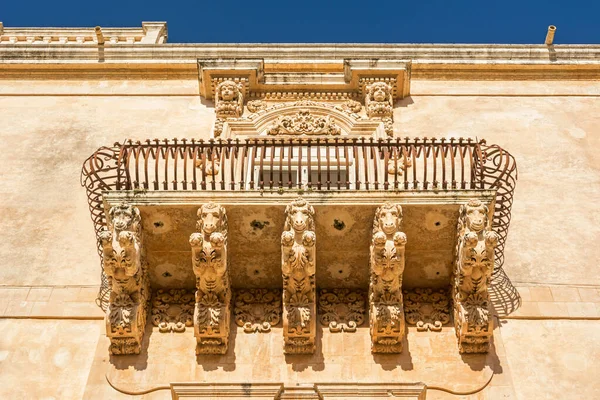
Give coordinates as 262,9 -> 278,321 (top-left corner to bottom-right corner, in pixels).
460,200 -> 489,233
366,82 -> 392,105
285,198 -> 315,233
109,203 -> 140,232
197,203 -> 227,236
216,80 -> 241,102
373,202 -> 403,236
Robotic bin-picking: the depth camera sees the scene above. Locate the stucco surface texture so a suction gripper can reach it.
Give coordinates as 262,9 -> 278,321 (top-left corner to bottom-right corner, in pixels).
0,319 -> 102,399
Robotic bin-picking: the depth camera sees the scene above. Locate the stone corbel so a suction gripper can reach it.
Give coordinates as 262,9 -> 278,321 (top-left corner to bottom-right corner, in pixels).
453,199 -> 499,353
190,203 -> 231,355
369,203 -> 406,353
281,198 -> 316,354
100,203 -> 149,355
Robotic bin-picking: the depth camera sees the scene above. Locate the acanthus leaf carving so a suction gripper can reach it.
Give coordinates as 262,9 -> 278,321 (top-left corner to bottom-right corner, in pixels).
267,109 -> 341,136
234,289 -> 282,333
101,203 -> 149,355
369,203 -> 406,353
282,197 -> 316,354
318,289 -> 366,332
453,199 -> 499,353
151,289 -> 195,333
190,202 -> 231,354
403,288 -> 451,332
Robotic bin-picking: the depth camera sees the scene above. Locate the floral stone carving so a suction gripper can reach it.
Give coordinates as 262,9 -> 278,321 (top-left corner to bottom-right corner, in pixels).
247,99 -> 267,113
318,289 -> 366,332
453,199 -> 499,353
404,288 -> 451,332
281,198 -> 316,354
190,203 -> 231,355
234,289 -> 282,333
267,109 -> 341,136
364,82 -> 394,136
151,289 -> 195,333
213,80 -> 244,137
99,203 -> 149,355
369,203 -> 406,353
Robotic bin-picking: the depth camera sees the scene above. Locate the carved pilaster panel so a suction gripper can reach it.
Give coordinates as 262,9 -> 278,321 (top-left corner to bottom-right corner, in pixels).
364,81 -> 394,136
453,199 -> 499,353
234,289 -> 282,333
190,203 -> 231,355
404,288 -> 451,332
100,203 -> 149,355
369,203 -> 406,353
282,198 -> 316,354
151,289 -> 195,333
318,289 -> 366,332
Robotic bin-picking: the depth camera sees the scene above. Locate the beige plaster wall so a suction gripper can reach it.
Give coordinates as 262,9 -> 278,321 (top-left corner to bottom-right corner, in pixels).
500,319 -> 600,400
0,319 -> 102,399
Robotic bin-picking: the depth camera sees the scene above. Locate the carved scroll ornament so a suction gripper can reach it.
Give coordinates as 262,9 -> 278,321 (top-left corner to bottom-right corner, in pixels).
234,289 -> 282,333
151,289 -> 195,333
453,199 -> 499,353
267,109 -> 341,136
190,203 -> 231,354
369,203 -> 406,353
100,203 -> 149,355
319,289 -> 366,332
281,198 -> 316,354
404,288 -> 451,332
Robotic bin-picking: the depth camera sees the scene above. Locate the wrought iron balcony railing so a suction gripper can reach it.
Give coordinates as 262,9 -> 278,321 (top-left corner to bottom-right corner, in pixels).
81,137 -> 517,308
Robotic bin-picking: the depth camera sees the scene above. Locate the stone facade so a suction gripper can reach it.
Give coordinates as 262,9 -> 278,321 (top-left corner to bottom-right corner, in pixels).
1,21 -> 600,400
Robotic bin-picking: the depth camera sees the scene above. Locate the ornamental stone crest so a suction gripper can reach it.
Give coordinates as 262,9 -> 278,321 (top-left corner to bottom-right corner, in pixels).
369,203 -> 406,353
267,109 -> 341,136
151,289 -> 195,333
234,289 -> 282,333
281,198 -> 317,354
318,289 -> 366,332
453,199 -> 499,353
99,203 -> 149,355
190,203 -> 231,354
404,288 -> 451,332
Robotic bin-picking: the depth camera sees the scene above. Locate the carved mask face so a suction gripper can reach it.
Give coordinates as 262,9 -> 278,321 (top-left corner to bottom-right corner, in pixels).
465,204 -> 487,232
200,204 -> 221,234
220,84 -> 236,101
290,206 -> 311,232
111,205 -> 136,231
378,206 -> 401,235
373,86 -> 387,102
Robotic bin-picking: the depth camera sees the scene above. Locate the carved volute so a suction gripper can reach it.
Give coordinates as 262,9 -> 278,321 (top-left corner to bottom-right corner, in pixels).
453,199 -> 499,353
281,197 -> 317,354
369,202 -> 406,353
190,203 -> 231,355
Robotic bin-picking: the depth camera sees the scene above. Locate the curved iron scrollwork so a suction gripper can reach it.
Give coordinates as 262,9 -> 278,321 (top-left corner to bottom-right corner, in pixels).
82,138 -> 517,310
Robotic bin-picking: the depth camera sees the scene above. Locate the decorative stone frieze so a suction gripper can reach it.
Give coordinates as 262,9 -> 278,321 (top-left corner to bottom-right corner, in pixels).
364,82 -> 394,136
99,203 -> 149,355
281,198 -> 316,354
404,288 -> 451,332
318,289 -> 366,332
190,203 -> 231,354
369,203 -> 406,353
267,109 -> 342,136
151,289 -> 195,333
234,289 -> 282,333
453,199 -> 499,353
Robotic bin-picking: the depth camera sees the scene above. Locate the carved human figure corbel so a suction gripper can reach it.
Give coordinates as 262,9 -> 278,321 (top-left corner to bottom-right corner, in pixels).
364,81 -> 394,136
281,198 -> 316,354
100,203 -> 149,355
189,203 -> 231,355
369,203 -> 406,353
453,199 -> 499,353
213,80 -> 244,137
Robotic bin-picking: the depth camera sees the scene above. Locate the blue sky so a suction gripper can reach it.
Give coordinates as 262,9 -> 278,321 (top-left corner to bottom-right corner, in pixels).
2,0 -> 599,44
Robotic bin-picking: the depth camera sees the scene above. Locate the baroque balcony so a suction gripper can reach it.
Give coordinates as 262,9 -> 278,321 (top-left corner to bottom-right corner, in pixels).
82,135 -> 516,357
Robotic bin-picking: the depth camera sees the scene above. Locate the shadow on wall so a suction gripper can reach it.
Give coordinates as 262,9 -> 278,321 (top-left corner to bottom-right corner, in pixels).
490,267 -> 522,317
